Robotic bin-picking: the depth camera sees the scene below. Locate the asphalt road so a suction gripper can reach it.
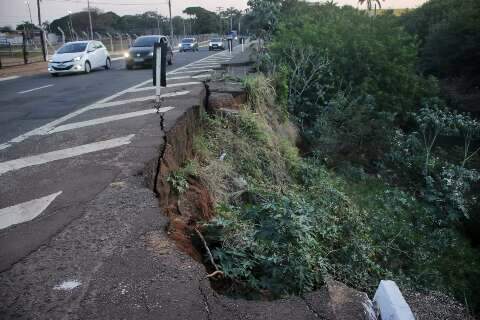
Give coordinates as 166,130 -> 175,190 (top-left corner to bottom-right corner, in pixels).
0,47 -> 235,272
0,49 -> 219,145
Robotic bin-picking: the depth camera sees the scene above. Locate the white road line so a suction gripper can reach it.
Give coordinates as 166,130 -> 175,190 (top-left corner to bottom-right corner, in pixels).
186,65 -> 220,69
111,56 -> 124,61
6,79 -> 150,145
130,82 -> 201,92
0,48 -> 233,150
0,75 -> 20,82
166,74 -> 210,81
48,107 -> 174,134
0,191 -> 62,230
92,91 -> 189,109
17,84 -> 54,94
0,134 -> 135,176
0,143 -> 11,151
170,69 -> 212,75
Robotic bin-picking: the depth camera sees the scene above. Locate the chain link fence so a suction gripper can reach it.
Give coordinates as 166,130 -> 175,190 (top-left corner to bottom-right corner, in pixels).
0,30 -> 46,68
0,31 -> 214,68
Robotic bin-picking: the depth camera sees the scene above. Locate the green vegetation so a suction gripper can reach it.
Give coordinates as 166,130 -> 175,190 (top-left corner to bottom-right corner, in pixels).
187,0 -> 480,314
401,0 -> 480,88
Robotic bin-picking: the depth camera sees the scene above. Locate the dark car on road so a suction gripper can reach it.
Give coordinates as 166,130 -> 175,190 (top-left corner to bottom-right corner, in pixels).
125,35 -> 173,70
178,38 -> 198,52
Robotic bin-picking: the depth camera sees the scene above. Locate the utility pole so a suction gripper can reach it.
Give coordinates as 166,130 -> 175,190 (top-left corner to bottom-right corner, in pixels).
168,0 -> 174,45
36,0 -> 46,61
25,1 -> 34,25
87,0 -> 93,39
216,7 -> 223,35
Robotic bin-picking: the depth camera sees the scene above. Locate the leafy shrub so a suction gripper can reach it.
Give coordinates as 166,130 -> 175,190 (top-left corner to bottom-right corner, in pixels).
167,160 -> 199,194
401,0 -> 480,87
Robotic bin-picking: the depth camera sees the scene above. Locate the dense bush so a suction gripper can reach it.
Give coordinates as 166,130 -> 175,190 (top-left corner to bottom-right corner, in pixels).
401,0 -> 480,86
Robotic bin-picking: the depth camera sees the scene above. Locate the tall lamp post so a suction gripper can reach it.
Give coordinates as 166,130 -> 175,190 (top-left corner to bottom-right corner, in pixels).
34,0 -> 46,61
87,0 -> 93,39
168,0 -> 174,45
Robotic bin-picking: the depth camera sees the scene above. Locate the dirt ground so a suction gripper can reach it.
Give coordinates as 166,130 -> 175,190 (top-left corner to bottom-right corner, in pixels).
0,61 -> 48,78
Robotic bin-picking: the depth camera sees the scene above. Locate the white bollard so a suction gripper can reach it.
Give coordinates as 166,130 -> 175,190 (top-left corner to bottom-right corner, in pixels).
374,280 -> 415,320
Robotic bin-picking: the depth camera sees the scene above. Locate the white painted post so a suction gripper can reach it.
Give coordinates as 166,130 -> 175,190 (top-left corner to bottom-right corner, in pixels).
156,45 -> 161,104
374,280 -> 415,320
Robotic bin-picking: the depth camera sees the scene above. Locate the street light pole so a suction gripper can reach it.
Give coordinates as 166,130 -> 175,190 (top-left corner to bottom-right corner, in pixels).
25,1 -> 34,25
87,0 -> 93,39
168,0 -> 174,45
36,0 -> 46,61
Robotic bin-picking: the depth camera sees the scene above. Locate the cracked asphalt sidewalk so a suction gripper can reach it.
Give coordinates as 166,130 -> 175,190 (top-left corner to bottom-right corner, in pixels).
0,82 -> 328,320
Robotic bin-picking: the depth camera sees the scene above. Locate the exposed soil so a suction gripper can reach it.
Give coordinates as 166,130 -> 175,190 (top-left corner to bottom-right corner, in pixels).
152,97 -> 217,263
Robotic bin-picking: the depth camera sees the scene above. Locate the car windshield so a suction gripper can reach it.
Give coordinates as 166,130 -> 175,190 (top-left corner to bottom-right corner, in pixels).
182,38 -> 194,43
211,38 -> 222,42
133,37 -> 159,47
57,43 -> 87,53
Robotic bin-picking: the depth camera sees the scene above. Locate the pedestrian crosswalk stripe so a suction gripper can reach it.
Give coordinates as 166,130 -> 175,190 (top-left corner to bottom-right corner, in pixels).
48,107 -> 174,134
92,91 -> 189,109
0,135 -> 135,176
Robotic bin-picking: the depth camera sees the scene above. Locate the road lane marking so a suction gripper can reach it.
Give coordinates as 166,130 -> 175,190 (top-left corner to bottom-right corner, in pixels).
0,135 -> 135,176
0,191 -> 62,230
48,107 -> 174,134
129,82 -> 201,92
0,48 -> 235,150
186,65 -> 220,69
0,76 -> 20,82
0,143 -> 11,151
170,69 -> 212,74
17,84 -> 54,94
111,57 -> 124,61
92,91 -> 189,109
5,80 -> 151,145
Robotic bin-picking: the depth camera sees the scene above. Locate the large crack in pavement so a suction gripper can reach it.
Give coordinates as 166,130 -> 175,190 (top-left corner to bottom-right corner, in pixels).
153,109 -> 167,197
199,278 -> 212,320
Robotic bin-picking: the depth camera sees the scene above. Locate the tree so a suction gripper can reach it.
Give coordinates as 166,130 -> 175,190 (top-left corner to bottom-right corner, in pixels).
247,0 -> 282,39
358,0 -> 383,10
16,21 -> 40,31
182,7 -> 217,34
0,25 -> 13,32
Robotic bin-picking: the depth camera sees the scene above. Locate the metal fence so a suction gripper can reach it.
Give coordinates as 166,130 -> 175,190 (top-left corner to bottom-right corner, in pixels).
0,31 -> 214,68
0,30 -> 46,68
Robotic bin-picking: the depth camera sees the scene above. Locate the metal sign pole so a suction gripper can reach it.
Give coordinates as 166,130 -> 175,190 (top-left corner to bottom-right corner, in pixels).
153,40 -> 168,112
155,44 -> 161,103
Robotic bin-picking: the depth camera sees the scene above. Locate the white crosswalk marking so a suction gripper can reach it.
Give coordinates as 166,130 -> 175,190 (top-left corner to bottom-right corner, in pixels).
130,82 -> 201,93
0,135 -> 135,176
170,69 -> 212,74
0,191 -> 62,230
92,91 -> 189,109
48,107 -> 174,134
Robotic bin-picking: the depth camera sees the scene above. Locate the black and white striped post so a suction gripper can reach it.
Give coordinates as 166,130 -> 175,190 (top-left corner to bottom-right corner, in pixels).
153,40 -> 167,106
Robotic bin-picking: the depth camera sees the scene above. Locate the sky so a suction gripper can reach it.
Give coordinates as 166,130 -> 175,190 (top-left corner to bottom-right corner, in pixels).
0,0 -> 428,28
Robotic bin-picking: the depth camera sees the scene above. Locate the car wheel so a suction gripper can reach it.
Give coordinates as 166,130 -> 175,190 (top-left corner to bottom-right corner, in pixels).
84,61 -> 91,74
104,57 -> 111,70
51,73 -> 59,77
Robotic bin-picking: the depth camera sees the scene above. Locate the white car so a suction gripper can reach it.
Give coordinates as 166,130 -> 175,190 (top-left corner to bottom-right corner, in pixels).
48,41 -> 111,76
